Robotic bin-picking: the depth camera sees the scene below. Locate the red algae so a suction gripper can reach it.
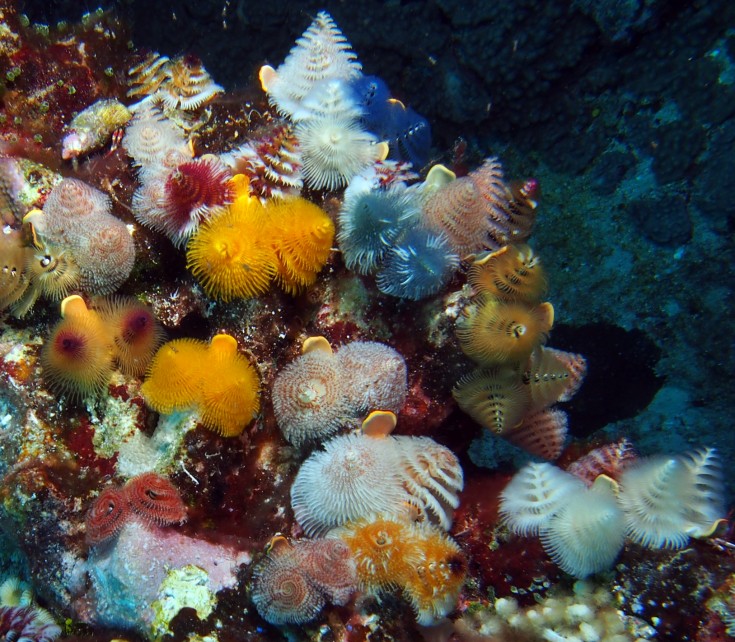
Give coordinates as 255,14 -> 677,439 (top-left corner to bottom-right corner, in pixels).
0,9 -> 131,148
452,466 -> 559,603
65,417 -> 118,477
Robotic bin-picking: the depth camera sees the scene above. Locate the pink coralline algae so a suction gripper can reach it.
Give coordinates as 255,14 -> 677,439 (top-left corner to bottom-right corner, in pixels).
86,520 -> 250,632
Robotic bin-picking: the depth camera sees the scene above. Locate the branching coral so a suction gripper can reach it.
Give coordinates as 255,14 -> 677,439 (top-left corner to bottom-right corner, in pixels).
457,579 -> 655,641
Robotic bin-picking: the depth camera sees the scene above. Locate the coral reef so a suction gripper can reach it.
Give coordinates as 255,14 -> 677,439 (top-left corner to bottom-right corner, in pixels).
0,4 -> 731,642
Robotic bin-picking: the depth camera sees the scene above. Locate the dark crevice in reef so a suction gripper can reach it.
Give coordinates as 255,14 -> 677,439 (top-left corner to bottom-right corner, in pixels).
552,322 -> 664,437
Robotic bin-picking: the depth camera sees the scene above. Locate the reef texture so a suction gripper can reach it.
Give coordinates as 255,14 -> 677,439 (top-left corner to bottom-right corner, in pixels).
0,3 -> 733,642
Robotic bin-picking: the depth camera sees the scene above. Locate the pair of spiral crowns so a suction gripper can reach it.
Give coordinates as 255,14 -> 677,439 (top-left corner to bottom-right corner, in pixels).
41,295 -> 164,399
1,178 -> 136,318
141,333 -> 260,437
499,446 -> 726,578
